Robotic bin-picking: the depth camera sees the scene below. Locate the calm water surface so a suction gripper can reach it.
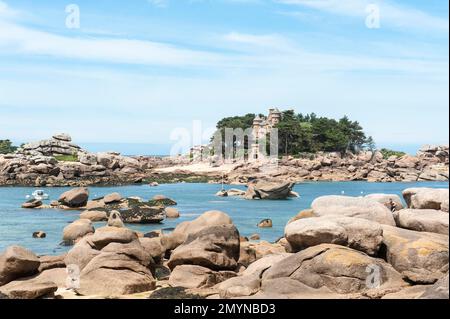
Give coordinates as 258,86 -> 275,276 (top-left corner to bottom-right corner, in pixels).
0,181 -> 448,255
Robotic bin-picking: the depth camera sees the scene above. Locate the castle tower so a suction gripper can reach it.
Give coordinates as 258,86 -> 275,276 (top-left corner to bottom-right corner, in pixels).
267,108 -> 282,126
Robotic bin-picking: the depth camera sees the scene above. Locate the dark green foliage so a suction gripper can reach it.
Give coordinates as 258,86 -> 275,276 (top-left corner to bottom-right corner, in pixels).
213,110 -> 374,156
380,148 -> 406,159
0,139 -> 17,154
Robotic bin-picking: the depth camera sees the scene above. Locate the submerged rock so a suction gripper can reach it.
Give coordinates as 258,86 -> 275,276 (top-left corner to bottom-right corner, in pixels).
21,199 -> 42,209
32,231 -> 46,239
165,207 -> 180,219
257,219 -> 273,228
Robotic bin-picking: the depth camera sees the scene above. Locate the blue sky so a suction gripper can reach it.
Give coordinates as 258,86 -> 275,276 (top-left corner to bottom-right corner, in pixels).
0,0 -> 448,155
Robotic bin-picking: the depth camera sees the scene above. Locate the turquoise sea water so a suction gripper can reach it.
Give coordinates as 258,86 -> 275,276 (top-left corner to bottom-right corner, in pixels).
0,181 -> 448,256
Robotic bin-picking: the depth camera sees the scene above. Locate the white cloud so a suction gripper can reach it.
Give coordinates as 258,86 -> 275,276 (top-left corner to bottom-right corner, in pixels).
276,0 -> 449,33
0,20 -> 226,67
0,0 -> 18,18
148,0 -> 169,8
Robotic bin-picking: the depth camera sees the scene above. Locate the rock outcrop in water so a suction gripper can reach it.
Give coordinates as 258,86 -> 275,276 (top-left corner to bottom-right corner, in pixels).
0,134 -> 170,187
1,134 -> 448,187
0,187 -> 449,299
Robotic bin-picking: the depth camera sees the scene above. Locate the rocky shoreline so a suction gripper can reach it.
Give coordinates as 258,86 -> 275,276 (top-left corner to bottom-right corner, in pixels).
0,134 -> 448,187
0,186 -> 448,299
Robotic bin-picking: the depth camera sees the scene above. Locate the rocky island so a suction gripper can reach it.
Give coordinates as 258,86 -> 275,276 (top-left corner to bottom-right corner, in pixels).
0,133 -> 448,187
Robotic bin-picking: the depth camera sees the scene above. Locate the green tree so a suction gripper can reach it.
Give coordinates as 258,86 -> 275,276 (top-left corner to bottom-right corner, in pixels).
0,139 -> 18,154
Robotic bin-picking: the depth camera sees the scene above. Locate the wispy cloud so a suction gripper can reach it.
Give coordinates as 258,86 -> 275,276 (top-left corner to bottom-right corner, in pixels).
0,0 -> 18,18
147,0 -> 169,8
276,0 -> 449,33
0,20 -> 226,67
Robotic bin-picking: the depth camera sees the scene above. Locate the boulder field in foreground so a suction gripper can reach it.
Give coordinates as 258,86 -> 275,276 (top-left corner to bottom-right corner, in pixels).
1,189 -> 449,299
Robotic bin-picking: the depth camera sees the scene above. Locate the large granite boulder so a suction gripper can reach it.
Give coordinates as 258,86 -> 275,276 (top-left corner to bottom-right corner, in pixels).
364,194 -> 404,211
168,265 -> 236,289
65,228 -> 156,296
168,224 -> 240,271
103,192 -> 122,204
58,187 -> 89,208
0,246 -> 40,286
21,199 -> 43,209
419,274 -> 449,299
87,226 -> 138,250
402,188 -> 449,212
285,215 -> 383,255
311,195 -> 396,226
139,238 -> 165,264
62,219 -> 95,245
53,133 -> 72,142
244,180 -> 295,200
394,209 -> 449,235
262,244 -> 407,295
216,274 -> 262,298
64,237 -> 100,271
161,210 -> 233,251
79,210 -> 108,222
0,278 -> 57,299
381,225 -> 449,284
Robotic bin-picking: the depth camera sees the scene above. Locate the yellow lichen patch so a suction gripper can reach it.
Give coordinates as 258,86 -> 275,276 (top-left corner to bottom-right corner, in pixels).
322,248 -> 369,266
410,239 -> 447,257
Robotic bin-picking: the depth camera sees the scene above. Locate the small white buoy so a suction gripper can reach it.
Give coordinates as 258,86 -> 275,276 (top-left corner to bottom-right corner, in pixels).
341,191 -> 345,195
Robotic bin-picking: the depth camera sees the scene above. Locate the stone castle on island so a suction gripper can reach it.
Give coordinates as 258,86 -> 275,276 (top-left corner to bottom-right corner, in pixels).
250,108 -> 282,161
190,108 -> 283,163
